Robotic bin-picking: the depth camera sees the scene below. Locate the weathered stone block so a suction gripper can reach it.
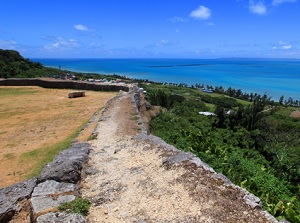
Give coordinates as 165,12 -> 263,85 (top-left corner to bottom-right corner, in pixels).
32,180 -> 76,197
39,143 -> 91,184
162,152 -> 195,166
0,178 -> 37,223
68,91 -> 85,98
31,195 -> 75,218
36,212 -> 86,223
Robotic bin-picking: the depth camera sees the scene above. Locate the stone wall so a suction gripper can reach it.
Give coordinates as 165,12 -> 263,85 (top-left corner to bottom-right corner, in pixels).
0,84 -> 282,223
0,142 -> 91,223
0,79 -> 130,222
0,78 -> 130,92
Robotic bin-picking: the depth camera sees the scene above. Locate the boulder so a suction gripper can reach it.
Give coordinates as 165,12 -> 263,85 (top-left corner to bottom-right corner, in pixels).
39,143 -> 91,184
0,178 -> 37,223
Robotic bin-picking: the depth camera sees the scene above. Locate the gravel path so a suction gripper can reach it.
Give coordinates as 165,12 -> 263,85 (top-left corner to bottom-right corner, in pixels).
81,90 -> 278,223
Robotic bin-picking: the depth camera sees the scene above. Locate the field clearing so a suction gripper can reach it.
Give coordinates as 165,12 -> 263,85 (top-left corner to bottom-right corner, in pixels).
0,86 -> 116,188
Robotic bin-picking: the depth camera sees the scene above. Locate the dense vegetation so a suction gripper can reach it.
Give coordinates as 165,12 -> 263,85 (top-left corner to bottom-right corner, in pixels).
0,49 -> 63,78
0,49 -> 138,83
142,83 -> 300,222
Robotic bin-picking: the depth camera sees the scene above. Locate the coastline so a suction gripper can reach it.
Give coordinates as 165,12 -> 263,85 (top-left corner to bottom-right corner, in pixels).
32,58 -> 300,101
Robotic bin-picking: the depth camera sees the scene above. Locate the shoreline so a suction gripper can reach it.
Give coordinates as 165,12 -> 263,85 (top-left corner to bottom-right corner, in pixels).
32,58 -> 300,102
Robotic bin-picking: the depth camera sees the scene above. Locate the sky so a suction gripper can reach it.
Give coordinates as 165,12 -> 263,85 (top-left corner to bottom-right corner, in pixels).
0,0 -> 300,58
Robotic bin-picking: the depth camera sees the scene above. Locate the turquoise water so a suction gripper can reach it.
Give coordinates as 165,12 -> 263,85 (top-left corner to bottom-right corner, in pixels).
32,58 -> 300,101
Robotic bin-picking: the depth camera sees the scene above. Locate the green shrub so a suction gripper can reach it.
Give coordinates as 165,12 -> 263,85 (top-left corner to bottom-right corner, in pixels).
58,198 -> 91,216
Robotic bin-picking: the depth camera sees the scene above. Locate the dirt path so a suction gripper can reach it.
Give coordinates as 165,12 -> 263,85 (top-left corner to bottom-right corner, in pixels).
81,90 -> 277,223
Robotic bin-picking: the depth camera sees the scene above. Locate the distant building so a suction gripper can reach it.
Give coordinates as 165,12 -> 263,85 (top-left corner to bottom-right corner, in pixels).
202,89 -> 214,93
199,112 -> 216,116
65,73 -> 76,80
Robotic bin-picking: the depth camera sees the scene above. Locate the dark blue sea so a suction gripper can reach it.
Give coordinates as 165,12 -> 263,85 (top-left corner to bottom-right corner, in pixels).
32,58 -> 300,101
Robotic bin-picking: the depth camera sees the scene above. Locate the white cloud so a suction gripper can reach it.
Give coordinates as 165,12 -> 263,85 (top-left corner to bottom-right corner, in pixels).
190,5 -> 211,20
0,40 -> 16,49
249,1 -> 267,15
272,0 -> 297,5
273,41 -> 292,50
43,36 -> 79,50
74,24 -> 89,31
282,45 -> 292,49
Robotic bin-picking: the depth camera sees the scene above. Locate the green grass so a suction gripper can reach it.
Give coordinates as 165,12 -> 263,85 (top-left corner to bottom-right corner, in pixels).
19,127 -> 82,179
197,91 -> 223,98
236,98 -> 252,106
205,103 -> 215,112
276,106 -> 298,117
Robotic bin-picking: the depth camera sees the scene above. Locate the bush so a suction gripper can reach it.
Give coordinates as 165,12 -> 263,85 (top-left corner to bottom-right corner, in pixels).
58,198 -> 91,216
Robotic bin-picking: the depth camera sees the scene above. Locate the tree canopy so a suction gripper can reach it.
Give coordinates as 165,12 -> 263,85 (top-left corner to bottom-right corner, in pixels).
0,49 -> 46,78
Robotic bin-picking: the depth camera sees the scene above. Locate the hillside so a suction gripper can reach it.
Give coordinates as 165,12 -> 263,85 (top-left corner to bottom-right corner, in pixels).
0,49 -> 51,78
141,83 -> 300,222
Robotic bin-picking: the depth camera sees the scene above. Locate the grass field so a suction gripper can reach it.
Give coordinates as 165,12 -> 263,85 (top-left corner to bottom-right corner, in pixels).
0,86 -> 116,188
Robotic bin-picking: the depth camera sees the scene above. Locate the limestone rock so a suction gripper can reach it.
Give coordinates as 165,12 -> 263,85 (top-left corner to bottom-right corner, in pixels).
32,180 -> 76,197
162,152 -> 195,167
31,195 -> 76,218
0,178 -> 37,223
31,179 -> 78,220
36,212 -> 86,223
244,192 -> 262,209
39,143 -> 91,184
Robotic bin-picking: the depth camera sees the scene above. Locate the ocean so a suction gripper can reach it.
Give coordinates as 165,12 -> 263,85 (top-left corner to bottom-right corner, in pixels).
32,58 -> 300,101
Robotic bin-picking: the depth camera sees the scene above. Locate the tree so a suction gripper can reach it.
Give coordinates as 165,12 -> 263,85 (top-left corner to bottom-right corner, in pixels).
215,105 -> 225,128
279,95 -> 284,106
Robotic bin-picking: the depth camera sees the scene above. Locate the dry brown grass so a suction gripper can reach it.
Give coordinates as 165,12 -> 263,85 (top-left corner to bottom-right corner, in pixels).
0,86 -> 116,188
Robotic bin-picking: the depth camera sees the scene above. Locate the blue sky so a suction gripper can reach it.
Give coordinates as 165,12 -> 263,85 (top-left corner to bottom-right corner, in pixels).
0,0 -> 299,58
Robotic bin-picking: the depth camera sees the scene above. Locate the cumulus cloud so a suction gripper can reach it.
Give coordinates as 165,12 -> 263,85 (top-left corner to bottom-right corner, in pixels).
74,24 -> 89,31
190,5 -> 211,20
249,1 -> 267,15
272,0 -> 297,5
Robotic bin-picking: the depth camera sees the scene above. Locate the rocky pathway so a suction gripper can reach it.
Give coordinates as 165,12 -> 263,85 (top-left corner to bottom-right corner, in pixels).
81,90 -> 278,223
